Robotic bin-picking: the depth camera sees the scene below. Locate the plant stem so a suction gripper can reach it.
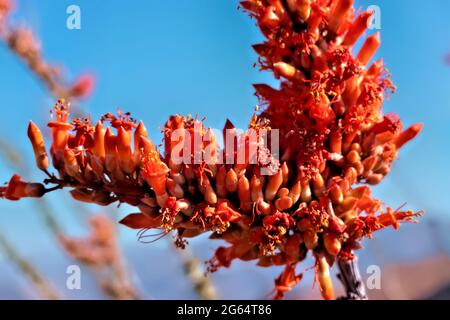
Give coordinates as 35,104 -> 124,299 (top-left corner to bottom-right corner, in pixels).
337,257 -> 368,300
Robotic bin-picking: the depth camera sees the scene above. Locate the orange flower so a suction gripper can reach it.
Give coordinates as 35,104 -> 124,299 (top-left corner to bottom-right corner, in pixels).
27,121 -> 49,171
0,175 -> 45,201
140,141 -> 169,197
48,100 -> 72,166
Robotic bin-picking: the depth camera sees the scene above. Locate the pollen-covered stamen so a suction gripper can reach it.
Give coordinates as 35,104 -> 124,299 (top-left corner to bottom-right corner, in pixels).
160,196 -> 181,232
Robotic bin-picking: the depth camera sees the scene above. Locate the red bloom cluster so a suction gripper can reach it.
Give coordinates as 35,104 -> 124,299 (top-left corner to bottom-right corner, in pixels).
1,0 -> 423,299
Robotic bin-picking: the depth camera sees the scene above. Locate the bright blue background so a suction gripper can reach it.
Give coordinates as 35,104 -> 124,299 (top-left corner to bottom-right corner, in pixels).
0,0 -> 449,299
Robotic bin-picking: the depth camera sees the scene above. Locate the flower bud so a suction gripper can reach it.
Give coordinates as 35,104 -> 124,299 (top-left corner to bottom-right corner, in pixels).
289,180 -> 301,204
303,230 -> 318,250
139,135 -> 156,154
256,200 -> 272,216
238,175 -> 251,213
312,173 -> 325,197
1,175 -> 45,201
357,32 -> 381,65
93,121 -> 106,160
340,196 -> 358,211
199,173 -> 217,205
328,0 -> 354,34
104,128 -> 118,173
323,232 -> 341,256
27,121 -> 49,171
274,62 -> 305,82
346,149 -> 361,164
70,188 -> 95,203
300,179 -> 312,203
250,174 -> 263,202
317,256 -> 334,300
265,170 -> 283,202
275,196 -> 293,211
117,126 -> 135,174
362,155 -> 377,175
134,121 -> 148,153
329,130 -> 342,154
343,11 -> 373,46
225,168 -> 238,193
281,162 -> 289,186
166,178 -> 184,198
63,148 -> 80,178
393,123 -> 423,150
329,184 -> 344,204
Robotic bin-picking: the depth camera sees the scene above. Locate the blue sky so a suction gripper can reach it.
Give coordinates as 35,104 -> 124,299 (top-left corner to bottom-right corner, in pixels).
1,0 -> 450,299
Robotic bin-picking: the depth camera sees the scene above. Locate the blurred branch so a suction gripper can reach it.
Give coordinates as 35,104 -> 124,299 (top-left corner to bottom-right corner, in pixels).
0,230 -> 61,300
0,138 -> 26,172
35,199 -> 63,235
106,248 -> 140,299
175,244 -> 217,300
59,214 -> 140,299
0,1 -> 92,114
5,26 -> 70,98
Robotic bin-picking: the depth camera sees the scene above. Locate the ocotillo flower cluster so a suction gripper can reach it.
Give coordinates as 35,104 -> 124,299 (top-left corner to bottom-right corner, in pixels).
1,0 -> 423,299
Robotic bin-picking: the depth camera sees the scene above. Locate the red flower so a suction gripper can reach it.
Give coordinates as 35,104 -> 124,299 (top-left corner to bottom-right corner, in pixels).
0,175 -> 45,201
70,73 -> 95,99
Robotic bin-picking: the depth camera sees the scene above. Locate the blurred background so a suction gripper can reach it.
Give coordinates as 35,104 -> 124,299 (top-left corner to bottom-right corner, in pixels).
0,0 -> 450,299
